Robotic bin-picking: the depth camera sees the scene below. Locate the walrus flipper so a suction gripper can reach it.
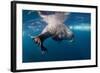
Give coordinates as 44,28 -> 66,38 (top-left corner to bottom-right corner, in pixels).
32,32 -> 51,54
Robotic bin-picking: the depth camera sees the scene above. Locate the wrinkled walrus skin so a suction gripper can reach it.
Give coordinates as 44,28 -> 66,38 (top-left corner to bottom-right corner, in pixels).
32,11 -> 74,54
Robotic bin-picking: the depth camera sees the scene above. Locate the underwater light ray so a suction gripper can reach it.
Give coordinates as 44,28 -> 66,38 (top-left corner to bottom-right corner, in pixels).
69,23 -> 90,31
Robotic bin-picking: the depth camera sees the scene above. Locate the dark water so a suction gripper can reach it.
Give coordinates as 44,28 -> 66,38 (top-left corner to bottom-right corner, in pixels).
22,10 -> 91,63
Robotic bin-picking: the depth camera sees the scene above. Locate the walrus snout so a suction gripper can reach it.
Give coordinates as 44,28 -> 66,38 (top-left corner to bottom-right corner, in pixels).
67,32 -> 74,42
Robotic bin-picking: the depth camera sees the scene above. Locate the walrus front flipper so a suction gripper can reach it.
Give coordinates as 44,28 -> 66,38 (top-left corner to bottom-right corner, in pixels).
32,32 -> 51,54
32,37 -> 47,54
40,43 -> 48,54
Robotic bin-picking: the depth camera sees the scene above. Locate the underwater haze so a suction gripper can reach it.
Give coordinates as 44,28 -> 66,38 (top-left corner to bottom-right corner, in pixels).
22,10 -> 91,63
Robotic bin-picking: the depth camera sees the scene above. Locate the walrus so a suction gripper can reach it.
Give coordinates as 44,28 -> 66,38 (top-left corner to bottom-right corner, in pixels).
32,11 -> 74,54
